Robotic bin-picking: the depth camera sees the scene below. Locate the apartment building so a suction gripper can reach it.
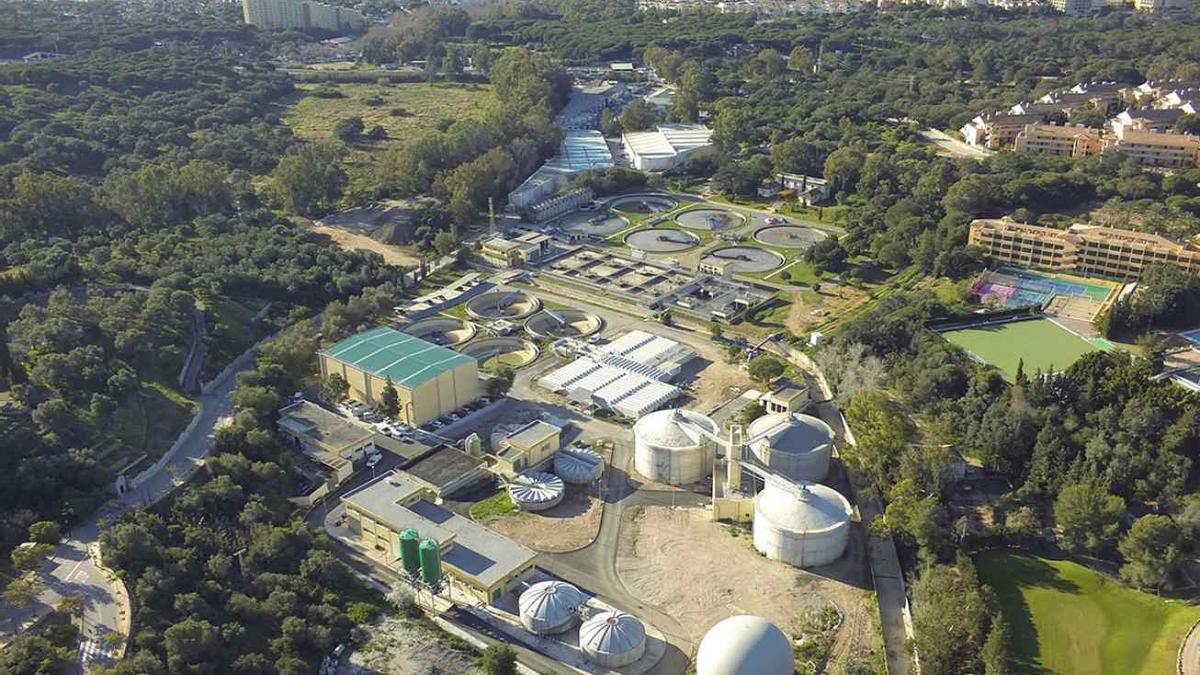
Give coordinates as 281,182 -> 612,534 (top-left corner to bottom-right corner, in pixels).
1112,107 -> 1185,134
1014,124 -> 1102,158
1107,125 -> 1200,169
241,0 -> 365,32
961,112 -> 1045,149
1134,0 -> 1191,12
1050,0 -> 1096,14
968,219 -> 1200,279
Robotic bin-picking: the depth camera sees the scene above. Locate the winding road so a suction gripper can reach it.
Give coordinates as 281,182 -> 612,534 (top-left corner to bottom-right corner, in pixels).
0,347 -> 258,672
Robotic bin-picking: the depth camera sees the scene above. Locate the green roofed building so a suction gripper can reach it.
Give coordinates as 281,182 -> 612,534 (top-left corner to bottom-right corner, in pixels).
319,326 -> 481,425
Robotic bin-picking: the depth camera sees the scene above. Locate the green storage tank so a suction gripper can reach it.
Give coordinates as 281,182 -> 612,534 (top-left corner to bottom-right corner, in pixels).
418,538 -> 442,586
399,529 -> 421,576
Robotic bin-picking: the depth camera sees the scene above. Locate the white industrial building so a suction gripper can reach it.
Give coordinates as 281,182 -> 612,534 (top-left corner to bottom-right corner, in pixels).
622,124 -> 715,171
539,330 -> 695,418
508,131 -> 614,210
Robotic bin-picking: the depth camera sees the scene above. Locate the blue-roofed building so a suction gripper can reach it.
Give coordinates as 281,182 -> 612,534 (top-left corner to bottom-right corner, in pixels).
319,326 -> 481,425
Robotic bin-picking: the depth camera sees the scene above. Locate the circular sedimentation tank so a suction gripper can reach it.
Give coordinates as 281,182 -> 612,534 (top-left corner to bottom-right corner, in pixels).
519,581 -> 586,635
524,309 -> 603,339
610,195 -> 678,214
508,472 -> 565,511
559,210 -> 629,236
466,290 -> 541,320
623,228 -> 701,253
555,446 -> 605,484
700,246 -> 784,274
753,481 -> 852,568
696,615 -> 794,675
753,225 -> 826,249
579,610 -> 647,668
400,317 -> 477,347
633,408 -> 718,485
746,413 -> 835,482
459,337 -> 539,369
676,208 -> 747,231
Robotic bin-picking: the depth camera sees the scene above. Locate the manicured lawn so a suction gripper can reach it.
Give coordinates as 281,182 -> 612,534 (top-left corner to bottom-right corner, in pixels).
976,549 -> 1200,675
941,318 -> 1098,381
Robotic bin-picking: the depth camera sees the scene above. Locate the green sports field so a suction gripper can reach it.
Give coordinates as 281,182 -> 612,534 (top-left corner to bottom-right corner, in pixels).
941,318 -> 1098,381
977,550 -> 1200,675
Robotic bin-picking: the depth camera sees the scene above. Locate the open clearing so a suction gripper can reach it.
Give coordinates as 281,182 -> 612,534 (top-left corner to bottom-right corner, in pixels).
342,613 -> 480,675
478,486 -> 602,553
307,223 -> 422,267
977,549 -> 1200,675
616,506 -> 881,668
282,81 -> 492,145
941,318 -> 1098,381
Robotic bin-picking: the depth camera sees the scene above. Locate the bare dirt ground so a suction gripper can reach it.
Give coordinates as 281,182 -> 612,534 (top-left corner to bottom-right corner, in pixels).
308,223 -> 422,267
617,506 -> 882,670
785,286 -> 868,335
482,486 -> 603,553
341,614 -> 481,675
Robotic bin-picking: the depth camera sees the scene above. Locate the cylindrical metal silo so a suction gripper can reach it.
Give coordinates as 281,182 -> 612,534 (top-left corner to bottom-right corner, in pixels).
752,480 -> 852,568
579,610 -> 646,668
399,529 -> 421,576
746,413 -> 834,482
418,538 -> 442,585
518,580 -> 585,634
633,408 -> 717,485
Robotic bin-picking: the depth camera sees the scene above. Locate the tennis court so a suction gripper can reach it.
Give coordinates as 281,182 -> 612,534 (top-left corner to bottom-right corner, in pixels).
970,268 -> 1114,312
941,318 -> 1100,381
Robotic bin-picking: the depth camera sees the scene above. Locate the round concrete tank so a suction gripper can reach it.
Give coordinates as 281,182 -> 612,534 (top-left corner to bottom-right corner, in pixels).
401,317 -> 477,346
554,446 -> 605,484
519,581 -> 585,635
746,413 -> 835,482
696,615 -> 794,675
633,408 -> 717,485
466,290 -> 541,320
579,610 -> 646,668
753,481 -> 852,568
459,337 -> 539,369
508,472 -> 565,512
524,308 -> 603,339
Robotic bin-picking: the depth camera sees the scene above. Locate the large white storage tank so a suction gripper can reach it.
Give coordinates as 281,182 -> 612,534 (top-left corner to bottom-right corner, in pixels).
696,615 -> 794,675
633,408 -> 717,485
753,480 -> 852,568
746,412 -> 834,482
518,580 -> 585,635
579,610 -> 647,668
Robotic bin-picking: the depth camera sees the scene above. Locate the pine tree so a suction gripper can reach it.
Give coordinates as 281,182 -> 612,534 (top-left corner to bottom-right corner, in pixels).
379,377 -> 400,419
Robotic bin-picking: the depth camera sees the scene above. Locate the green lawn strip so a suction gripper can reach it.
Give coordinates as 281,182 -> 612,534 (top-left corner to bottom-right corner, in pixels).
469,490 -> 523,521
940,318 -> 1096,381
977,549 -> 1200,675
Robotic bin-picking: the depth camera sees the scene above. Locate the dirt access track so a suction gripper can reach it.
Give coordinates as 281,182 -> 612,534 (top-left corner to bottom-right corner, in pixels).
616,506 -> 882,670
308,222 -> 422,268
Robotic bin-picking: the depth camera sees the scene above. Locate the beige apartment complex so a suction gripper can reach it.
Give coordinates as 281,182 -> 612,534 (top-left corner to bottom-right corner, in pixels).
241,0 -> 365,32
969,219 -> 1200,279
1011,122 -> 1200,168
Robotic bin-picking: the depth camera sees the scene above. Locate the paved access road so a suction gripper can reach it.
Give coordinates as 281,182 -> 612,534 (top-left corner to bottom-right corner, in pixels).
0,348 -> 256,673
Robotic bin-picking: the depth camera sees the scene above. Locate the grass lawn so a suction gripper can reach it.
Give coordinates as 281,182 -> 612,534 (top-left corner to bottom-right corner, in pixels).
941,318 -> 1097,381
977,549 -> 1200,675
281,81 -> 491,145
469,490 -> 523,521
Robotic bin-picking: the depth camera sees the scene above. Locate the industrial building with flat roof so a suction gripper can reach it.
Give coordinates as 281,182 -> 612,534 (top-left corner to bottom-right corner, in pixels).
622,124 -> 714,171
508,131 -> 614,210
342,471 -> 537,604
319,327 -> 481,426
968,218 -> 1200,279
494,420 -> 564,476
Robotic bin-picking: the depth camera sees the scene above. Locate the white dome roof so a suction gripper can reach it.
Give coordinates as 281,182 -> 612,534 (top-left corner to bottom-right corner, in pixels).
747,413 -> 833,454
555,446 -> 605,484
518,581 -> 584,634
634,409 -> 716,449
696,615 -> 793,675
754,481 -> 851,534
579,610 -> 646,666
